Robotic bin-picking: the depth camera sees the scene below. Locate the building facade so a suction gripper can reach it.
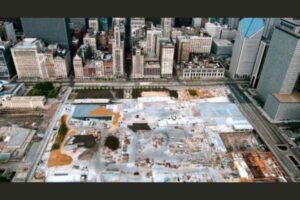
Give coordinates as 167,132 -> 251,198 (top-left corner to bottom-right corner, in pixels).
229,18 -> 264,79
161,18 -> 173,38
180,61 -> 225,80
160,41 -> 174,77
0,41 -> 16,80
21,18 -> 72,49
11,38 -> 48,79
131,47 -> 144,78
0,21 -> 16,43
257,19 -> 300,121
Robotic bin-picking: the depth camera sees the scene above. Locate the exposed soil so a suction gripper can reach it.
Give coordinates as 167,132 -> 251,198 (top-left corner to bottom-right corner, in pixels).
78,150 -> 94,161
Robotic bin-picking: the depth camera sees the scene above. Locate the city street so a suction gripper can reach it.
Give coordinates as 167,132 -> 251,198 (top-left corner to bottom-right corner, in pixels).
228,84 -> 300,182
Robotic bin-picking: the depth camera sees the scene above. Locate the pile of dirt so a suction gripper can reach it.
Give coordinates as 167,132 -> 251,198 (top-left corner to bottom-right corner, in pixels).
111,112 -> 121,127
105,135 -> 120,151
78,150 -> 94,160
47,150 -> 72,167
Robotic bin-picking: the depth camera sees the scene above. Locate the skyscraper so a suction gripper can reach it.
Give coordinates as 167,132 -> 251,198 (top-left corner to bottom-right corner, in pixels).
257,18 -> 300,121
228,18 -> 264,79
161,18 -> 172,38
146,26 -> 162,57
131,47 -> 144,78
262,18 -> 280,40
88,18 -> 99,33
100,18 -> 109,31
250,40 -> 268,88
205,22 -> 222,38
227,18 -> 239,29
160,41 -> 174,78
21,18 -> 72,49
11,38 -> 48,79
112,23 -> 124,76
73,54 -> 84,78
0,41 -> 16,80
192,18 -> 202,28
0,21 -> 17,43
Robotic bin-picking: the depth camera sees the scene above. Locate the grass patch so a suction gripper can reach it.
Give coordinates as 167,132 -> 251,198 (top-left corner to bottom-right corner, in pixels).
27,82 -> 60,98
51,116 -> 69,150
73,88 -> 124,99
188,89 -> 197,96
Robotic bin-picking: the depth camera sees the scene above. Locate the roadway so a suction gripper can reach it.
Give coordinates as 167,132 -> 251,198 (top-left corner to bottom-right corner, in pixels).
20,78 -> 249,88
26,87 -> 72,182
228,84 -> 300,182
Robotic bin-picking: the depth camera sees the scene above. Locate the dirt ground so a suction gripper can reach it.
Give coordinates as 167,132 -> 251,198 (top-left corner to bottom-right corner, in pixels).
78,150 -> 94,161
141,91 -> 169,97
89,107 -> 114,116
111,112 -> 121,129
0,103 -> 59,133
47,116 -> 75,167
220,132 -> 260,152
47,150 -> 73,167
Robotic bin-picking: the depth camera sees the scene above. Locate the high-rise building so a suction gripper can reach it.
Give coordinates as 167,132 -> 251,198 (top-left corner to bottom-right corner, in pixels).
176,36 -> 190,63
220,27 -> 237,41
146,26 -> 162,57
227,18 -> 239,29
112,45 -> 124,76
0,41 -> 16,80
171,28 -> 182,43
99,18 -> 109,31
11,38 -> 48,79
250,40 -> 268,88
21,18 -> 72,49
160,41 -> 174,77
73,54 -> 84,78
156,37 -> 169,59
69,18 -> 87,31
192,18 -> 202,28
262,18 -> 280,40
88,18 -> 99,33
161,18 -> 173,38
0,21 -> 16,43
190,33 -> 212,54
83,32 -> 97,52
114,25 -> 121,48
144,60 -> 160,79
112,22 -> 124,77
211,39 -> 233,57
130,18 -> 145,38
175,33 -> 212,63
131,47 -> 144,78
256,19 -> 300,121
205,22 -> 222,38
228,18 -> 264,79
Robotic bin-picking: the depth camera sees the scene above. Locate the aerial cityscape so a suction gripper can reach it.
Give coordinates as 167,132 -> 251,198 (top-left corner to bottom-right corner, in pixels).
0,17 -> 300,182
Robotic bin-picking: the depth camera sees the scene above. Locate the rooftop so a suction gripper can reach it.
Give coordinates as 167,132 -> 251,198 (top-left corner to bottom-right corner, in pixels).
72,104 -> 114,119
213,39 -> 233,46
273,93 -> 300,103
14,38 -> 41,49
239,18 -> 264,37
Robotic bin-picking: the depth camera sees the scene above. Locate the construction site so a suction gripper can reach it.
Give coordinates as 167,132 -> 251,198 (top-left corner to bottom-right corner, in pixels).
33,86 -> 288,182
